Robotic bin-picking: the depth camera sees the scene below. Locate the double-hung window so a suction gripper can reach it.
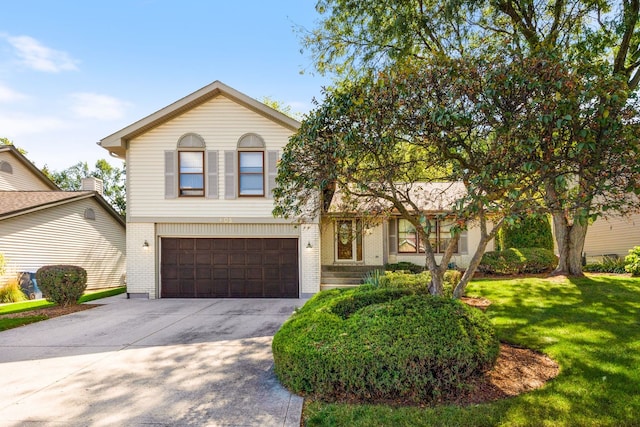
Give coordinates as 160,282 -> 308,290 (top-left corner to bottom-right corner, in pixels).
238,151 -> 264,196
179,151 -> 204,196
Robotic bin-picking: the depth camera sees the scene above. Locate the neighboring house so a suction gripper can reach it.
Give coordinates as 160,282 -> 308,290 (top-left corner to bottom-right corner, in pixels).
0,145 -> 126,291
98,81 -> 494,299
583,213 -> 640,262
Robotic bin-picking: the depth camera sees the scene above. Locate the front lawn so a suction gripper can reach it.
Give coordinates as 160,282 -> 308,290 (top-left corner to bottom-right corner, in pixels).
303,275 -> 640,426
0,287 -> 126,331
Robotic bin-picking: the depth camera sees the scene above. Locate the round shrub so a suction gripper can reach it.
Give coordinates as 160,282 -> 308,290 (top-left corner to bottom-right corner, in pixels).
478,247 -> 557,275
625,246 -> 640,276
272,287 -> 499,403
36,265 -> 87,306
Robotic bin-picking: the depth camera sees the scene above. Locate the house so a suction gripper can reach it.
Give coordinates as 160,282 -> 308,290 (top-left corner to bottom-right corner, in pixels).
99,81 -> 493,299
583,213 -> 640,262
0,145 -> 126,291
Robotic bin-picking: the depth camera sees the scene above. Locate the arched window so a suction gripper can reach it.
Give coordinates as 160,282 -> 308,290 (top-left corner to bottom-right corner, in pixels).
0,161 -> 13,174
84,208 -> 96,220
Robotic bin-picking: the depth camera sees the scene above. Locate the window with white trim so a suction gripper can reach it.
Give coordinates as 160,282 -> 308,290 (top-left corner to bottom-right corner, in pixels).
238,151 -> 264,196
177,133 -> 205,197
179,151 -> 204,196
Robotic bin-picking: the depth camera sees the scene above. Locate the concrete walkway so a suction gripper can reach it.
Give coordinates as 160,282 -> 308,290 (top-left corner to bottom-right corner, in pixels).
0,295 -> 306,426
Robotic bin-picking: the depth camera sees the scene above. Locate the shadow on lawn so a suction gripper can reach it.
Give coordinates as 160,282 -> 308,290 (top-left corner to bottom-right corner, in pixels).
469,275 -> 640,424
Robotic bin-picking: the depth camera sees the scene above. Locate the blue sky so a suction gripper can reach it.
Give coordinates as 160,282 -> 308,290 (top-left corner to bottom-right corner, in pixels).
0,1 -> 332,170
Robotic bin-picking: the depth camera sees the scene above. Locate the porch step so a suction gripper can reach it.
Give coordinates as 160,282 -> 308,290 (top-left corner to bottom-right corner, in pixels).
320,265 -> 384,291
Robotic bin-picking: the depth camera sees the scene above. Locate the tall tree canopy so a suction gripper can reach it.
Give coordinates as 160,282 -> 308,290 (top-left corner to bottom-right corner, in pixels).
298,0 -> 640,276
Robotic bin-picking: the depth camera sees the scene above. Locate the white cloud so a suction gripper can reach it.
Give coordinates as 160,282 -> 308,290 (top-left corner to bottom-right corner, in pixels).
0,83 -> 28,103
69,93 -> 131,120
5,35 -> 79,73
0,112 -> 69,135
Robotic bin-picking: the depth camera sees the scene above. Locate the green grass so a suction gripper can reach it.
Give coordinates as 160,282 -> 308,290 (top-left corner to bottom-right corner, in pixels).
0,315 -> 49,331
0,287 -> 126,330
303,275 -> 640,426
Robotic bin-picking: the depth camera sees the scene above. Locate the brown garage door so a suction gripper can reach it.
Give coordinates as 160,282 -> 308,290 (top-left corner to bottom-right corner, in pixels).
161,238 -> 299,298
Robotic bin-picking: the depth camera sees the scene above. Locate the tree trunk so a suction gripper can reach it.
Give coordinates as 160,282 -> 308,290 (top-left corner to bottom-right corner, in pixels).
550,211 -> 587,277
453,234 -> 492,298
429,267 -> 445,296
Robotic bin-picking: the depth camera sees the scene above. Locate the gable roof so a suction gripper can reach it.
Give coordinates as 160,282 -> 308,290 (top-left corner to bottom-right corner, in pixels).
0,191 -> 125,227
99,80 -> 301,158
0,145 -> 60,191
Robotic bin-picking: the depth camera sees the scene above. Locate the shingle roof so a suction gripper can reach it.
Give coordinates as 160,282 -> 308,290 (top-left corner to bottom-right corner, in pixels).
0,191 -> 95,217
328,182 -> 467,213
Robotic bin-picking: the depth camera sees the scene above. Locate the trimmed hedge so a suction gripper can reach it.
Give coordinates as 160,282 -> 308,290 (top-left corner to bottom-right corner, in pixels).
385,262 -> 425,274
273,286 -> 499,402
36,265 -> 87,307
478,247 -> 558,275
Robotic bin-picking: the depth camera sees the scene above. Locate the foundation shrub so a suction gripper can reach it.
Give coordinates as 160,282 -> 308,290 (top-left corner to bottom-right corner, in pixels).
479,248 -> 557,275
625,247 -> 640,276
384,261 -> 424,273
497,214 -> 554,251
378,270 -> 462,296
36,265 -> 87,307
272,287 -> 499,402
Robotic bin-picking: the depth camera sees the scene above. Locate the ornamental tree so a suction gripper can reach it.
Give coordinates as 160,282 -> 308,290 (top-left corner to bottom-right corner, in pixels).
274,57 -> 548,297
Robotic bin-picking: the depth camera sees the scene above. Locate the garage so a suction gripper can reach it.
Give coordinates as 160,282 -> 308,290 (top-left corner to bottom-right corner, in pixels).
160,238 -> 299,298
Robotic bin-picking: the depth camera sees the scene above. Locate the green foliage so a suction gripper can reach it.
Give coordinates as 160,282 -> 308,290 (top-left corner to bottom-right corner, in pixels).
36,265 -> 87,307
0,316 -> 48,332
479,248 -> 557,275
384,261 -> 424,274
497,215 -> 554,251
0,252 -> 5,276
361,269 -> 384,287
46,160 -> 126,216
584,256 -> 628,274
0,279 -> 27,303
378,270 -> 462,298
624,247 -> 640,276
273,286 -> 499,402
303,275 -> 640,426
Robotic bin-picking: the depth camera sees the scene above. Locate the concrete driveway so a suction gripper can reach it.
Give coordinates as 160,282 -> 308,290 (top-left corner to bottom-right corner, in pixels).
0,295 -> 306,426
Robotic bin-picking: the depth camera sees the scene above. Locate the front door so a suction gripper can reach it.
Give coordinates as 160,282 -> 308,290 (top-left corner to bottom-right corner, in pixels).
336,219 -> 363,261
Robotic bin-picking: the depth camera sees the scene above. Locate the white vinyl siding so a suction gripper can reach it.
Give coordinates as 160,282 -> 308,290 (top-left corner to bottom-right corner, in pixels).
584,213 -> 639,258
0,197 -> 126,289
0,151 -> 54,191
128,96 -> 292,218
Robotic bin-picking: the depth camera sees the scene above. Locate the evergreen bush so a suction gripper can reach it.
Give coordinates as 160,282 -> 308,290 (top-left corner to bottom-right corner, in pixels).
497,215 -> 554,251
272,286 -> 499,402
36,265 -> 87,307
478,248 -> 557,275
